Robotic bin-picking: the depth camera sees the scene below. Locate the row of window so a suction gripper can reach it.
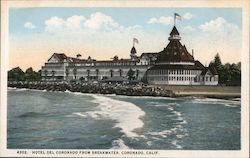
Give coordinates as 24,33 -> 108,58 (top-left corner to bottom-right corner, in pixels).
149,69 -> 200,75
148,76 -> 195,81
148,76 -> 217,82
69,62 -> 137,67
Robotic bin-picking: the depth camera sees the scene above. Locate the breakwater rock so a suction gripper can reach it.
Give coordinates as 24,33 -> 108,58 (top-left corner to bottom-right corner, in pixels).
8,81 -> 175,97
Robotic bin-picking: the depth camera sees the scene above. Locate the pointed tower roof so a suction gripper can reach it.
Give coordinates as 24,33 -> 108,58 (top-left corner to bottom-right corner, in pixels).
130,46 -> 137,54
170,26 -> 179,36
156,26 -> 194,63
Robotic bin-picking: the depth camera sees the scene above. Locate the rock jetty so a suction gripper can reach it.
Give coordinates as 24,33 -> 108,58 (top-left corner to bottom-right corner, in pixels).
8,81 -> 175,97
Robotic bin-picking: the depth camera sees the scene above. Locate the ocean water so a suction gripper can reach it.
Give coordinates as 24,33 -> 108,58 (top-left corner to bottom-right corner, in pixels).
7,88 -> 241,150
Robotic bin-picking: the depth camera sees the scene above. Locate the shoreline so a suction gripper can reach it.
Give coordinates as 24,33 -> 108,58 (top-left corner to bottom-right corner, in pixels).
7,81 -> 241,100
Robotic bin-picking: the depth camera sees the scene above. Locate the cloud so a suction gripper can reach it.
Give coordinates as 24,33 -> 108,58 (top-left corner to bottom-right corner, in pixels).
198,17 -> 239,34
147,16 -> 173,25
45,15 -> 85,32
198,17 -> 228,32
183,12 -> 193,20
66,15 -> 86,29
181,26 -> 195,32
84,12 -> 120,31
198,17 -> 240,42
44,12 -> 141,34
182,17 -> 242,64
24,22 -> 36,29
45,16 -> 65,32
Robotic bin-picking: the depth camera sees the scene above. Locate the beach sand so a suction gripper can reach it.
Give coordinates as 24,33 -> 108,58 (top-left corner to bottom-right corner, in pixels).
157,85 -> 241,99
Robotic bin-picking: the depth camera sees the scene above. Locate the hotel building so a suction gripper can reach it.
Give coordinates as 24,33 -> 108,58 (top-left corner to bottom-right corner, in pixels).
41,26 -> 218,85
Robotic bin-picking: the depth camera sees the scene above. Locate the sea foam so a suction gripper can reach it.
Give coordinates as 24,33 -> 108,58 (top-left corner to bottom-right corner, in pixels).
111,139 -> 129,149
189,98 -> 241,107
91,95 -> 145,138
72,94 -> 145,138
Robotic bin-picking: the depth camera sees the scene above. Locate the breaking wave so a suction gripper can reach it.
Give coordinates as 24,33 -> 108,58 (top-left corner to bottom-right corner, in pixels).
72,94 -> 145,138
189,97 -> 240,107
111,139 -> 129,149
18,112 -> 47,118
147,102 -> 188,149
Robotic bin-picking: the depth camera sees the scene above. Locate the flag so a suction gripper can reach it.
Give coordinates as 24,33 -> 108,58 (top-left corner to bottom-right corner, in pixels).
133,38 -> 139,44
174,13 -> 182,20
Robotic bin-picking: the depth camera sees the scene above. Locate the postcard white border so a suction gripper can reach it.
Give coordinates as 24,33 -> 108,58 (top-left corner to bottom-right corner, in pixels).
1,0 -> 249,157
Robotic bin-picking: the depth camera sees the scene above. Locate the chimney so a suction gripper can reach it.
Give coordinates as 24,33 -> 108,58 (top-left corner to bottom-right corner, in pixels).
192,49 -> 194,58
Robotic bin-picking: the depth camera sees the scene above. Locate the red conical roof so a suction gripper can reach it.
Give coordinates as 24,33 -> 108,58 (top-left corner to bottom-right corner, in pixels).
130,46 -> 137,54
170,26 -> 179,36
157,41 -> 194,63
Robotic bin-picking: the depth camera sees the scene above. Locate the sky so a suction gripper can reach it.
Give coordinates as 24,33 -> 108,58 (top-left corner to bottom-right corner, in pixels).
9,8 -> 242,71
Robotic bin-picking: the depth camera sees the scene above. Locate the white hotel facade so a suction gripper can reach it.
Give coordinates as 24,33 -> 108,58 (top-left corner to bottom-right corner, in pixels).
41,26 -> 218,85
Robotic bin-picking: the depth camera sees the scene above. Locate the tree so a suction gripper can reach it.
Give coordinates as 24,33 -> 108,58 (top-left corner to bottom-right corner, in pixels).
25,67 -> 37,81
209,53 -> 224,84
113,55 -> 118,61
8,67 -> 41,82
8,67 -> 25,81
76,54 -> 82,58
228,63 -> 241,86
209,53 -> 241,86
79,77 -> 85,83
127,68 -> 135,80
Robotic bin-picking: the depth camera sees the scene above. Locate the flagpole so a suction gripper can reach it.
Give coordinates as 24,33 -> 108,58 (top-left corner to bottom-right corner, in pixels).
174,14 -> 176,26
133,39 -> 134,47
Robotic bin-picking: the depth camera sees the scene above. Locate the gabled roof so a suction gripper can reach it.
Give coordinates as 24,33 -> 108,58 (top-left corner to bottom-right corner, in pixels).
195,60 -> 205,69
201,66 -> 218,76
201,68 -> 209,75
208,66 -> 218,75
170,26 -> 179,36
141,52 -> 158,57
48,53 -> 68,62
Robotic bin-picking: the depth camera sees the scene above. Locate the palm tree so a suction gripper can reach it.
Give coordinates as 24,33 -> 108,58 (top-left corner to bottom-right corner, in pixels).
87,69 -> 90,81
76,54 -> 82,58
136,69 -> 139,79
73,68 -> 77,79
110,69 -> 113,78
66,68 -> 69,80
44,70 -> 48,81
119,69 -> 122,77
51,70 -> 55,81
127,68 -> 135,80
96,69 -> 99,80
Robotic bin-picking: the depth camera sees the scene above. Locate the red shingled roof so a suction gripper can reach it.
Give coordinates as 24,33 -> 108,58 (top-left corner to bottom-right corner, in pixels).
157,41 -> 194,63
157,26 -> 194,63
130,46 -> 137,54
170,26 -> 179,36
48,53 -> 67,62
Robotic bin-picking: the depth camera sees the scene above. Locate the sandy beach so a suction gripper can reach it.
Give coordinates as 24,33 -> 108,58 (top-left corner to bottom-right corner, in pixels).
157,85 -> 241,99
